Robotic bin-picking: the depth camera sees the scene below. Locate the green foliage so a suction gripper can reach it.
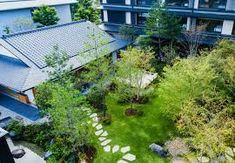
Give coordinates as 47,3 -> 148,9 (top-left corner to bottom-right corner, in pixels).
7,121 -> 52,149
145,2 -> 182,40
115,47 -> 155,109
73,0 -> 100,24
78,27 -> 112,114
119,25 -> 136,41
158,39 -> 235,158
35,82 -> 54,112
32,5 -> 59,26
45,45 -> 72,84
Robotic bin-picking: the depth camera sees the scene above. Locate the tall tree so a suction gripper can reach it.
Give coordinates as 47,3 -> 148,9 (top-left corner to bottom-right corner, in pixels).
115,47 -> 155,110
78,27 -> 112,115
145,2 -> 181,58
32,5 -> 60,26
73,0 -> 100,24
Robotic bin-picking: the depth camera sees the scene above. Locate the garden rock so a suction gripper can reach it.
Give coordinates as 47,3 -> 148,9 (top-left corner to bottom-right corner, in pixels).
112,145 -> 120,153
92,117 -> 98,122
95,129 -> 103,136
123,153 -> 136,161
92,123 -> 98,127
96,124 -> 103,130
117,160 -> 128,163
104,145 -> 111,152
98,137 -> 106,141
101,139 -> 111,146
149,143 -> 167,157
101,131 -> 108,136
90,113 -> 97,118
121,146 -> 130,153
165,138 -> 189,157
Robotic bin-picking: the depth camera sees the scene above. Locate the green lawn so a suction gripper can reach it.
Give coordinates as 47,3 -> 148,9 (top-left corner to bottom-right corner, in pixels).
94,93 -> 177,163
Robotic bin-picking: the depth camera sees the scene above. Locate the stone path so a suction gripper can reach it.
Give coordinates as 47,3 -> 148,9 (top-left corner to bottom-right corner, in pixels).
84,108 -> 136,162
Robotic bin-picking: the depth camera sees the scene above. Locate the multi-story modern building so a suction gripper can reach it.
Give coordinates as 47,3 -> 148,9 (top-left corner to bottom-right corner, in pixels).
99,0 -> 235,43
0,0 -> 77,36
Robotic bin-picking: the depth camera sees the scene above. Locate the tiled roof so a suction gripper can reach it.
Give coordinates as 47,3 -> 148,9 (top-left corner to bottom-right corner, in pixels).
0,54 -> 30,91
0,20 -> 130,91
2,20 -> 115,68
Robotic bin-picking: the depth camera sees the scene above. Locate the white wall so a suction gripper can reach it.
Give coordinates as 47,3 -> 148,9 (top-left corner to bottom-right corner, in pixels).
0,4 -> 72,36
55,4 -> 72,24
0,9 -> 32,36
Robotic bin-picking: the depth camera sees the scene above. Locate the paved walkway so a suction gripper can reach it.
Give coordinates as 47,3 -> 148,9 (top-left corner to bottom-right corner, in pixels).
83,108 -> 136,162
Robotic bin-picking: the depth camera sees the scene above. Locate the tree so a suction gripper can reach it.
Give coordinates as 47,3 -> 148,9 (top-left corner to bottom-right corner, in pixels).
119,25 -> 136,41
48,83 -> 93,161
78,27 -> 112,115
32,5 -> 59,26
73,0 -> 100,24
145,2 -> 181,59
115,47 -> 155,111
45,45 -> 72,85
158,39 -> 235,159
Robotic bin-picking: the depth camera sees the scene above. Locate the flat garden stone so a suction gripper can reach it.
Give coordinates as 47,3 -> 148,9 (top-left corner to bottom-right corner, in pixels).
101,139 -> 111,146
92,117 -> 98,122
121,146 -> 130,153
117,160 -> 128,163
101,131 -> 108,137
90,113 -> 97,118
96,124 -> 103,130
98,137 -> 106,141
112,145 -> 120,153
92,123 -> 98,127
95,129 -> 103,136
123,153 -> 136,161
103,145 -> 111,152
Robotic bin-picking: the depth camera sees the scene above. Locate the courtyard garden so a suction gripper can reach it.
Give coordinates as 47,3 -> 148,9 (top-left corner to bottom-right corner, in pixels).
93,93 -> 176,163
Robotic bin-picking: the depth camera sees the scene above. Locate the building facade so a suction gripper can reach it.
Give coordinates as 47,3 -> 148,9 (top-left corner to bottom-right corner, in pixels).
0,0 -> 77,36
99,0 -> 235,43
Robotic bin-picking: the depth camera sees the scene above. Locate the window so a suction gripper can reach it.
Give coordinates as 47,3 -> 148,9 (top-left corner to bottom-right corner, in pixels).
199,0 -> 226,9
137,12 -> 148,25
196,18 -> 223,33
136,0 -> 155,6
106,0 -> 125,5
107,11 -> 126,24
165,0 -> 189,7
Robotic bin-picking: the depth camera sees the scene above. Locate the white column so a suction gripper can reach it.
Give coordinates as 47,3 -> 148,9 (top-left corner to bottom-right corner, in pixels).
125,12 -> 131,24
24,89 -> 35,104
112,51 -> 118,63
102,0 -> 107,3
125,0 -> 131,5
194,0 -> 199,9
186,17 -> 191,31
103,10 -> 108,22
222,20 -> 234,35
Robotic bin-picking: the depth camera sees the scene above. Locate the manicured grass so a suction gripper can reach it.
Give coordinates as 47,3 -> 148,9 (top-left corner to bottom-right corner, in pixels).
94,93 -> 177,163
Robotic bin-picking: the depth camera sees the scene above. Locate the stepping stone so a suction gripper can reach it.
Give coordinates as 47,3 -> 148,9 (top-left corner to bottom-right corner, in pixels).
92,123 -> 98,127
112,145 -> 120,153
92,117 -> 98,122
101,139 -> 111,146
96,124 -> 103,130
123,153 -> 136,161
95,129 -> 103,136
121,146 -> 130,153
101,131 -> 108,137
98,137 -> 106,142
103,145 -> 111,152
90,113 -> 97,118
117,160 -> 128,163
